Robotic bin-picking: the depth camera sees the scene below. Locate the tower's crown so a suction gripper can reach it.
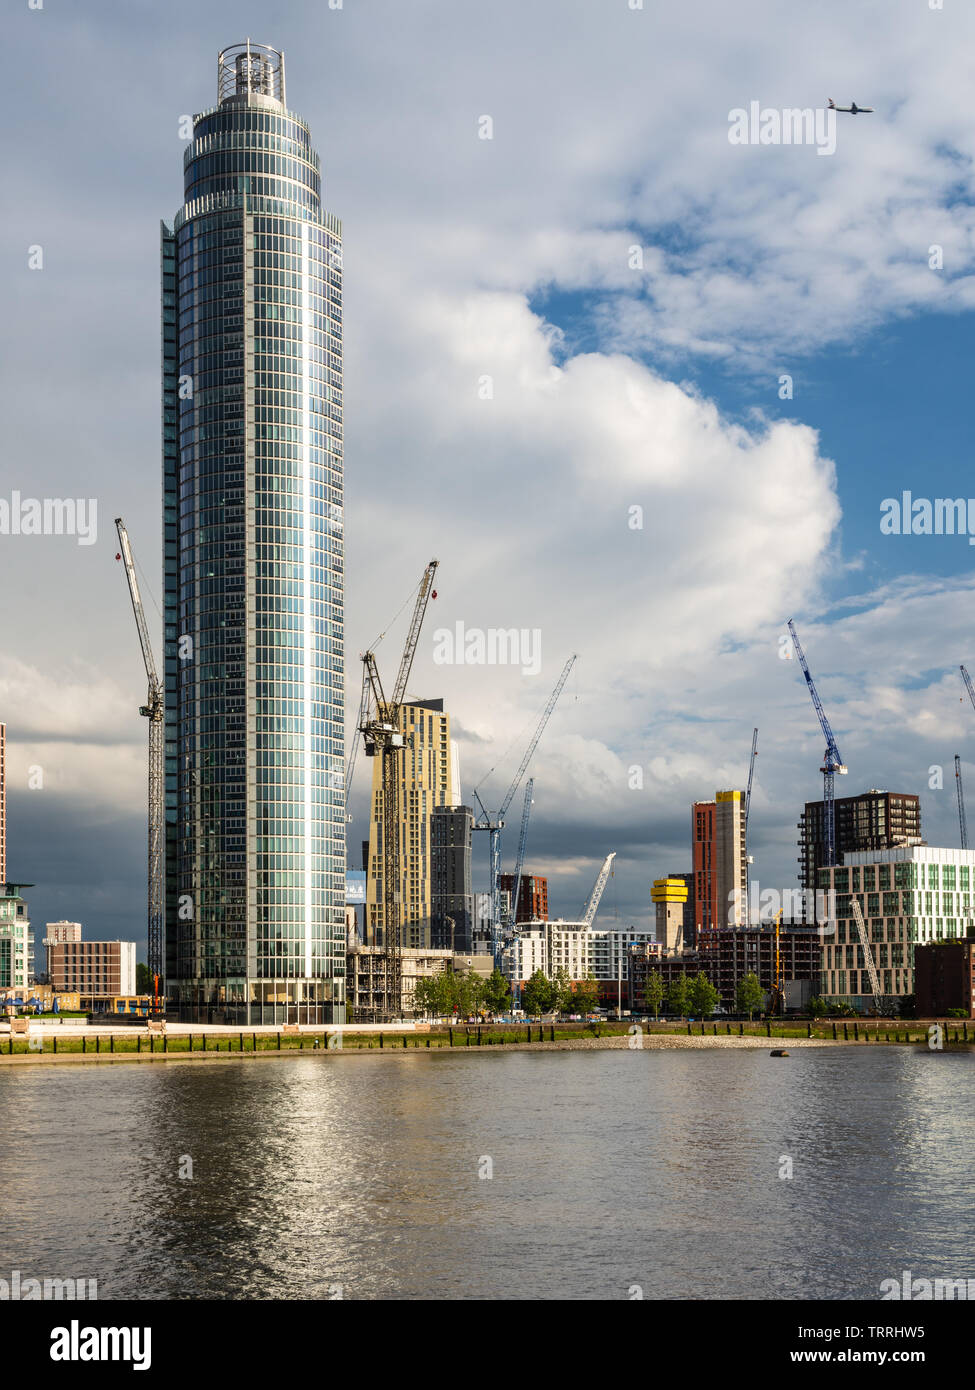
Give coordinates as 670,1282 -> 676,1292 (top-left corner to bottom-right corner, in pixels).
217,41 -> 286,107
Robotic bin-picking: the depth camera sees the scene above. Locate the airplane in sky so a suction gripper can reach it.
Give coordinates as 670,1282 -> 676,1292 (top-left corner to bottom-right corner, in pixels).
828,98 -> 874,115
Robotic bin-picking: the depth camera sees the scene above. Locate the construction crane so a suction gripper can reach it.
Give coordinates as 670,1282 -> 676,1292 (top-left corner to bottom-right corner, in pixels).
766,909 -> 785,1017
961,664 -> 975,714
744,727 -> 758,926
507,777 -> 534,934
850,896 -> 885,1016
358,560 -> 439,1022
956,755 -> 968,851
744,727 -> 758,835
788,619 -> 847,868
115,518 -> 164,1014
581,852 -> 616,928
472,654 -> 577,966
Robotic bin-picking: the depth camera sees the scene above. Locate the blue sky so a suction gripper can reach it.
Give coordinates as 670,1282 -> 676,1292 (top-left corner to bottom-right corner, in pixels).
3,0 -> 975,951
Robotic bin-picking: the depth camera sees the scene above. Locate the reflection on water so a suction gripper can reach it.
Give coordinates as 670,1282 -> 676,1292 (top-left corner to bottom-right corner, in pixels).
1,1047 -> 972,1299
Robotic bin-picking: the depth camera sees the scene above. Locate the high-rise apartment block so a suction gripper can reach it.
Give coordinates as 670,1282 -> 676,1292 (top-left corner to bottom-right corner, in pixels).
431,804 -> 474,952
365,699 -> 454,949
162,43 -> 345,1024
498,872 -> 548,925
799,790 -> 921,900
816,846 -> 975,1010
693,790 -> 747,934
0,884 -> 31,993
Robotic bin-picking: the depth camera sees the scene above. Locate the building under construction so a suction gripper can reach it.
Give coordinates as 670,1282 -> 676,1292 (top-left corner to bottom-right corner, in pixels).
697,923 -> 821,1010
798,790 -> 922,915
346,944 -> 492,1018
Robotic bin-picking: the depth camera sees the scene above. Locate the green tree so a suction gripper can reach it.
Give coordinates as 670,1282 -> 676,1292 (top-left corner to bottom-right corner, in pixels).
736,972 -> 765,1021
808,995 -> 829,1018
689,972 -> 719,1019
643,971 -> 664,1020
456,968 -> 487,1017
572,972 -> 600,1015
665,974 -> 689,1018
522,969 -> 555,1017
136,963 -> 153,996
413,971 -> 456,1017
551,967 -> 574,1015
483,968 -> 511,1016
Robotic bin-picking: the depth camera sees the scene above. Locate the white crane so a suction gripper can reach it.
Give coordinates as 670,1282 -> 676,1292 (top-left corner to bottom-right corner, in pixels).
850,896 -> 884,1015
582,853 -> 616,929
115,518 -> 164,1012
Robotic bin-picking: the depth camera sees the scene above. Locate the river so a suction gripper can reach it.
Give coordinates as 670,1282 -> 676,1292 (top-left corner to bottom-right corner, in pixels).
1,1045 -> 972,1299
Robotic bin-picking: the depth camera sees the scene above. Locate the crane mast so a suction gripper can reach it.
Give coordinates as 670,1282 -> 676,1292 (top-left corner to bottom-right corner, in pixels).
358,561 -> 438,1022
850,896 -> 884,1015
956,755 -> 968,851
581,852 -> 616,929
507,778 -> 534,934
961,664 -> 975,714
115,518 -> 164,1012
788,620 -> 847,869
472,654 -> 576,967
744,727 -> 758,926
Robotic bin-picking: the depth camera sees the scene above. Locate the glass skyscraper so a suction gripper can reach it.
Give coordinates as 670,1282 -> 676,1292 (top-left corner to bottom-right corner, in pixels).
162,42 -> 345,1024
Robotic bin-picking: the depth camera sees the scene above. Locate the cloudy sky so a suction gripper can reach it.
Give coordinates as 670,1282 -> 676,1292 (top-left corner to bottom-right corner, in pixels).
3,0 -> 975,951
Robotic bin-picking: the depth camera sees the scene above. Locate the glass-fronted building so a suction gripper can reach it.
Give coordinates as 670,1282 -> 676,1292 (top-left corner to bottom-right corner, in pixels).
162,42 -> 345,1023
817,846 -> 975,1011
0,885 -> 33,994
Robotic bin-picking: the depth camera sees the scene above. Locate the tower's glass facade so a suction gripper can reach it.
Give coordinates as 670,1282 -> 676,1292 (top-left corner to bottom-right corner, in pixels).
162,43 -> 345,1023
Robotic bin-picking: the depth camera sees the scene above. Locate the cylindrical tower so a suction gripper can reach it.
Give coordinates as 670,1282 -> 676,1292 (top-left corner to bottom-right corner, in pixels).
161,43 -> 345,1024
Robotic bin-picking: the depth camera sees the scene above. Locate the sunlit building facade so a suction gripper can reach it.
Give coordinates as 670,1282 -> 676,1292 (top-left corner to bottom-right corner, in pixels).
162,42 -> 345,1023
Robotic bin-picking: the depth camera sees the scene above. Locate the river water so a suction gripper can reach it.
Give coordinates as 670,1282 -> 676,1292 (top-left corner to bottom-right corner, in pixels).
1,1046 -> 972,1300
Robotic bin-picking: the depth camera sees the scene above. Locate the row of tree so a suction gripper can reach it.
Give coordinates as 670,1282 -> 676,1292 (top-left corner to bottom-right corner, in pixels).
412,966 -> 604,1019
640,970 -> 769,1020
412,967 -> 512,1018
521,967 -> 601,1017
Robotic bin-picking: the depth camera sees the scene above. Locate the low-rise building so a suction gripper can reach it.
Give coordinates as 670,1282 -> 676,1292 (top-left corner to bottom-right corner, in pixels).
42,920 -> 82,982
48,939 -> 136,1006
914,939 -> 975,1018
504,920 -> 656,987
346,946 -> 493,1018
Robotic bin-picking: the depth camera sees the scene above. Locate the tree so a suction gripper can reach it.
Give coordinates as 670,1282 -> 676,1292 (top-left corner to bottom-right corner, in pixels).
808,995 -> 829,1018
644,971 -> 664,1020
413,971 -> 456,1018
136,963 -> 153,996
689,972 -> 719,1019
551,967 -> 574,1015
665,974 -> 689,1018
522,969 -> 556,1017
572,972 -> 600,1015
483,968 -> 511,1016
736,972 -> 765,1021
456,968 -> 487,1018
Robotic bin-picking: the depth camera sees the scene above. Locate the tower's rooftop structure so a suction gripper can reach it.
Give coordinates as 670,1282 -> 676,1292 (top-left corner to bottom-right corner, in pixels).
217,40 -> 286,109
